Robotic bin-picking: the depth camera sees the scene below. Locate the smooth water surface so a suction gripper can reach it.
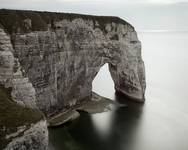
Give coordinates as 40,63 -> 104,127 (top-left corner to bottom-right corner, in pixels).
49,31 -> 188,150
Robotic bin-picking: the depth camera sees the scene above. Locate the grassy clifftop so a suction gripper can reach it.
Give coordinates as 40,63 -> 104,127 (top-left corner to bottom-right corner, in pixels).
0,85 -> 44,149
0,9 -> 133,34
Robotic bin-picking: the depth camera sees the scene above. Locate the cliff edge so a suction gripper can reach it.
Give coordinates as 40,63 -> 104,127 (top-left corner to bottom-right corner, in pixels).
0,9 -> 146,115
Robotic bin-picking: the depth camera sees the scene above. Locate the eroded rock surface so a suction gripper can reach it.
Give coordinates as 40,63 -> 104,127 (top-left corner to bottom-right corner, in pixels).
0,85 -> 48,150
0,9 -> 146,149
0,27 -> 48,150
0,9 -> 145,115
0,27 -> 37,108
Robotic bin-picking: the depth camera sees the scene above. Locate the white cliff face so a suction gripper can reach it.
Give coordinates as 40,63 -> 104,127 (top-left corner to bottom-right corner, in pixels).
0,28 -> 48,150
0,28 -> 37,108
13,18 -> 145,114
0,10 -> 145,115
0,9 -> 146,149
0,28 -> 14,83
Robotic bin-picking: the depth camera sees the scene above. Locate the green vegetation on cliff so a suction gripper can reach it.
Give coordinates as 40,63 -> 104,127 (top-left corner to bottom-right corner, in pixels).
0,85 -> 44,149
0,9 -> 133,34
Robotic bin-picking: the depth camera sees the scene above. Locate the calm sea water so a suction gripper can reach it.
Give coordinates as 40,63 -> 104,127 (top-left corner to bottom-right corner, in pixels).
49,31 -> 188,150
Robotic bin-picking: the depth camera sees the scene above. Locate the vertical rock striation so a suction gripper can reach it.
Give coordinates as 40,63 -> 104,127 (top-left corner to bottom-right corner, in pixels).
0,9 -> 146,149
0,9 -> 146,115
0,27 -> 37,108
0,27 -> 48,150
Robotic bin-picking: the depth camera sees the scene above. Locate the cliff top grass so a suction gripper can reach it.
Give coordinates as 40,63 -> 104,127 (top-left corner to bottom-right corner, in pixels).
0,85 -> 44,149
0,9 -> 133,34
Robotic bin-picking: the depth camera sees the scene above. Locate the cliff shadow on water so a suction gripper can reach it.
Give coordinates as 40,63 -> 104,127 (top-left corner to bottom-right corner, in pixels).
49,93 -> 144,150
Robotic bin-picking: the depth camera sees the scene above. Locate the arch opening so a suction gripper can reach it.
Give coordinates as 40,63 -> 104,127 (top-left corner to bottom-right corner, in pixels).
92,63 -> 115,100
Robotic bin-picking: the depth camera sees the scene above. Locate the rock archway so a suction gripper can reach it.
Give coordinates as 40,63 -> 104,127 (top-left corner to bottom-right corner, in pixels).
0,9 -> 146,149
0,9 -> 146,116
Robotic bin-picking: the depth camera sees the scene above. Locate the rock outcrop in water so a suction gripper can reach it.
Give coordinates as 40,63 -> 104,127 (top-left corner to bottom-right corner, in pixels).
0,9 -> 146,149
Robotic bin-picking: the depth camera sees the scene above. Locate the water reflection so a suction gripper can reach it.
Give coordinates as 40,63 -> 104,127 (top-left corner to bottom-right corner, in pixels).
102,93 -> 144,150
91,111 -> 113,138
49,93 -> 144,150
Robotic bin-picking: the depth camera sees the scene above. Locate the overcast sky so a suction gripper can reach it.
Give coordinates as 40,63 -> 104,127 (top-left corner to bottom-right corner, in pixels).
1,0 -> 188,30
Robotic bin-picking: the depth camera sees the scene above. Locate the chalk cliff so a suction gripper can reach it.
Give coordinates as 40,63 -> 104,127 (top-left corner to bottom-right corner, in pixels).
0,9 -> 146,115
0,9 -> 146,149
0,23 -> 48,149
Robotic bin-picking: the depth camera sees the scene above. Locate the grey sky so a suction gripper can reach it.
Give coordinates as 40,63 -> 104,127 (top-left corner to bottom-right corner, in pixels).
0,0 -> 188,30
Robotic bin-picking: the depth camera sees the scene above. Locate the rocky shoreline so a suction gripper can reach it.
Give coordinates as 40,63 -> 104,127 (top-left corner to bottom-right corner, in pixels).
48,92 -> 117,127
